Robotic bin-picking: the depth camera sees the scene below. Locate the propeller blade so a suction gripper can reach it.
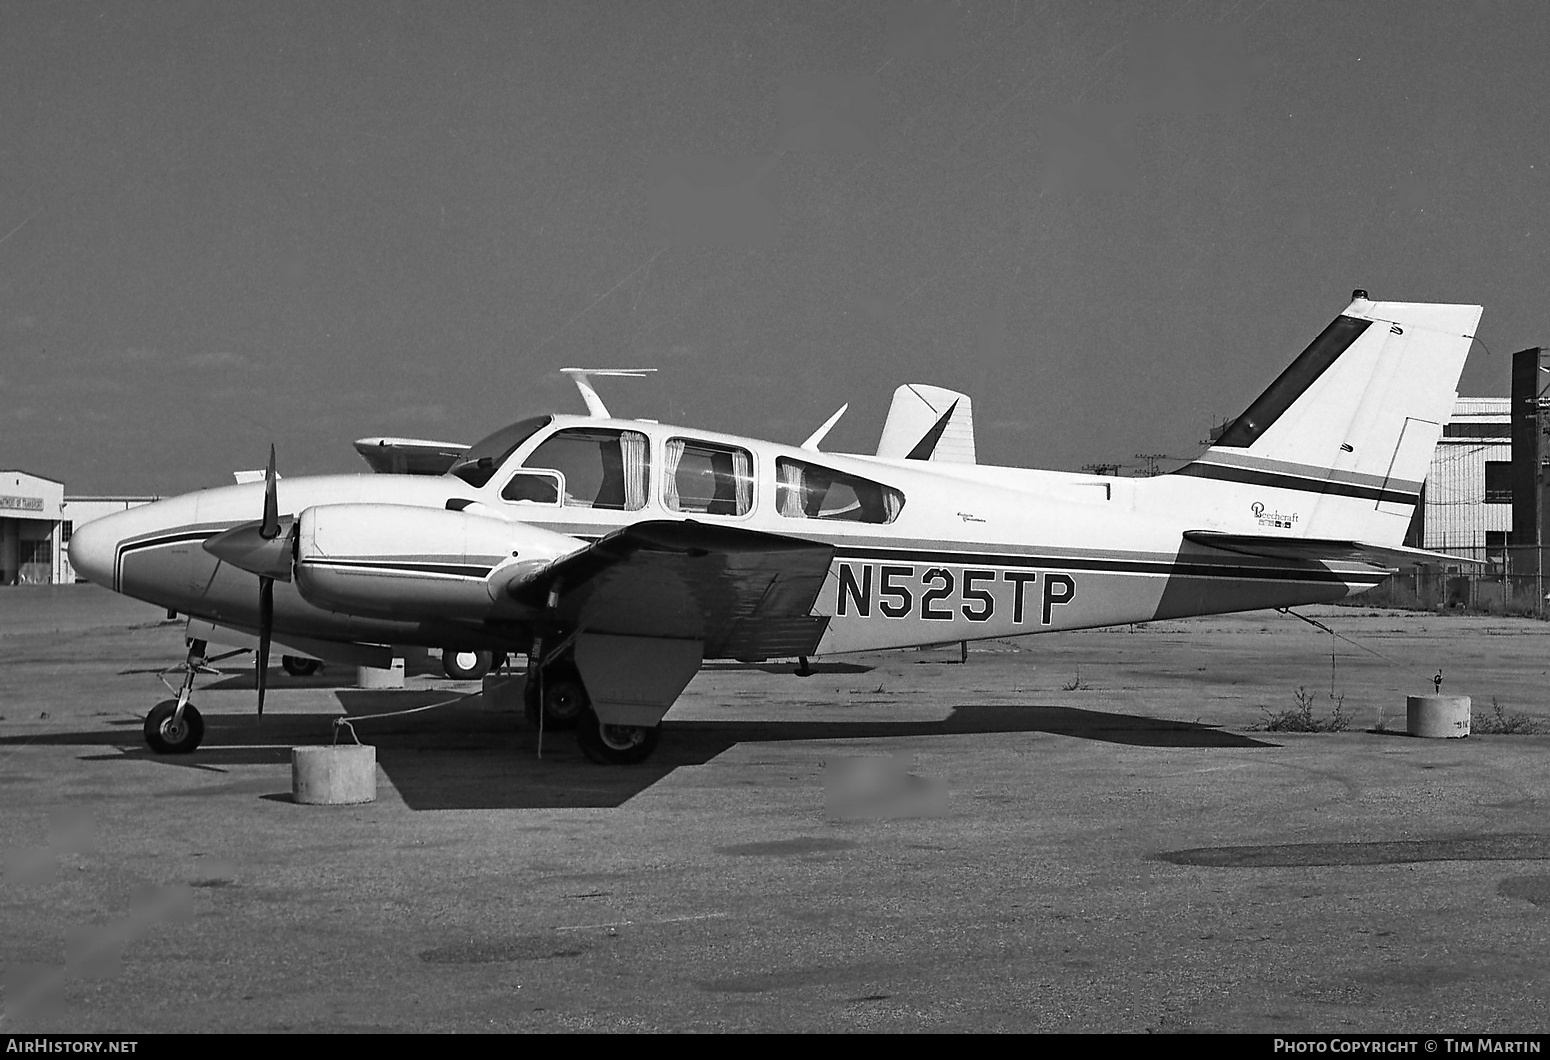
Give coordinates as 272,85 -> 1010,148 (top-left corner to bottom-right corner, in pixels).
257,575 -> 273,719
257,444 -> 278,720
261,444 -> 280,540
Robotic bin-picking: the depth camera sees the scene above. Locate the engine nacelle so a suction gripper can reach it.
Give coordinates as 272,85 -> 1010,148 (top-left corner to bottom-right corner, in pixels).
294,503 -> 584,620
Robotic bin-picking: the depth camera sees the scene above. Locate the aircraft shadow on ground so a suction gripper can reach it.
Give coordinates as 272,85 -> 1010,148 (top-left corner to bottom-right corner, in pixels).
198,665 -> 459,692
702,661 -> 876,675
8,691 -> 1276,811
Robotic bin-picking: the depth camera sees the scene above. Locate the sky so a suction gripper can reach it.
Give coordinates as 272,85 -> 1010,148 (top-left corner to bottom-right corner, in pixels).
2,0 -> 1546,495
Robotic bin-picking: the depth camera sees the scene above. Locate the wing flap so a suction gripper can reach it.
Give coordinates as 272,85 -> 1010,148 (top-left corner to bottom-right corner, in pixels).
513,520 -> 835,659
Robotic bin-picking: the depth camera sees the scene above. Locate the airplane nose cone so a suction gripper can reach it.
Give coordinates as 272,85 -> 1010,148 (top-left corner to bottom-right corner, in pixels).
68,514 -> 121,589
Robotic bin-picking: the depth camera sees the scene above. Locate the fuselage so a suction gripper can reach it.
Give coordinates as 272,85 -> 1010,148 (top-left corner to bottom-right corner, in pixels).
69,412 -> 1385,660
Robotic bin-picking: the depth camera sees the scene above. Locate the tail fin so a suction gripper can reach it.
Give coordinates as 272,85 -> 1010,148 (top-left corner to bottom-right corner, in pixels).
1174,291 -> 1483,545
876,384 -> 976,463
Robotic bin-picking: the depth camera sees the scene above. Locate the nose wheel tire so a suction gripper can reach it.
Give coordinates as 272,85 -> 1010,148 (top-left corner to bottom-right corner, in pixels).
144,700 -> 205,754
575,707 -> 660,765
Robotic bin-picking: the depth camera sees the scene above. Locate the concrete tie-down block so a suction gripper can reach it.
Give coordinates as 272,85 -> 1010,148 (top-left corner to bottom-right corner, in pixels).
292,744 -> 378,804
1406,695 -> 1471,738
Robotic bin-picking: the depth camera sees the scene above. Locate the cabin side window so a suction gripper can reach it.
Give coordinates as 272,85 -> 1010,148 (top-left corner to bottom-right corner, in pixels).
500,470 -> 562,505
775,457 -> 904,524
521,428 -> 650,510
664,439 -> 754,516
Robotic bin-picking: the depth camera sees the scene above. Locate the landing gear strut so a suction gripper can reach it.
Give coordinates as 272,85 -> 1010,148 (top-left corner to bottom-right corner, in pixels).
146,639 -> 213,754
524,650 -> 660,763
526,587 -> 664,763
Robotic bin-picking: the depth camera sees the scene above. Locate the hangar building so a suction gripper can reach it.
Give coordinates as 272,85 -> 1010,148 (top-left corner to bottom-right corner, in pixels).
1411,397 -> 1514,564
0,470 -> 158,585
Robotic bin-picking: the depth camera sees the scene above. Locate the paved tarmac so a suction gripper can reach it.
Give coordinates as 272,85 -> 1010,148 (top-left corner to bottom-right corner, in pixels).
1,585 -> 1547,1033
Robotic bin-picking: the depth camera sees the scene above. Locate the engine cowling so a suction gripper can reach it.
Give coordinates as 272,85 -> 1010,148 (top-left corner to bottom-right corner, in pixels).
294,503 -> 584,620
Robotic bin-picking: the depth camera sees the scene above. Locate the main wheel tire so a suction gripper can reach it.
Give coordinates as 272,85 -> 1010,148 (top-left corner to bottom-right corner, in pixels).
575,707 -> 660,765
144,700 -> 204,754
522,668 -> 587,730
443,649 -> 492,680
281,655 -> 321,677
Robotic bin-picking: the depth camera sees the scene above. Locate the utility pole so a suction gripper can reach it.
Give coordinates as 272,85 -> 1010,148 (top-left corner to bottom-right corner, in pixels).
1509,348 -> 1546,613
1133,453 -> 1169,477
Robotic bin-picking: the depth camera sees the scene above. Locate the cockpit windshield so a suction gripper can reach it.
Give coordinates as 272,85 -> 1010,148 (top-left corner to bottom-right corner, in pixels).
450,415 -> 553,487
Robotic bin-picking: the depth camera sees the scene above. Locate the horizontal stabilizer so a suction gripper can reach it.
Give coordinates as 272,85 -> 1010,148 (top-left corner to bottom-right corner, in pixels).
353,437 -> 469,476
876,384 -> 975,463
1183,531 -> 1481,570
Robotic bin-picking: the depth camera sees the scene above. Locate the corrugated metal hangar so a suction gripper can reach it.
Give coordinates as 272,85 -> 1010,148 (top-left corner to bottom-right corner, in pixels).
1414,397 -> 1514,563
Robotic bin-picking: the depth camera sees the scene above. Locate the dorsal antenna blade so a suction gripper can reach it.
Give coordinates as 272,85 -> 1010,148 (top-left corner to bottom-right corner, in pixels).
801,404 -> 849,451
559,367 -> 656,419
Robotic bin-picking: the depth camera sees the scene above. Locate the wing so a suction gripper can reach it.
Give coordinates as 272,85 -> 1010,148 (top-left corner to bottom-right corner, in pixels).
511,520 -> 835,660
1182,531 -> 1480,570
352,437 -> 470,476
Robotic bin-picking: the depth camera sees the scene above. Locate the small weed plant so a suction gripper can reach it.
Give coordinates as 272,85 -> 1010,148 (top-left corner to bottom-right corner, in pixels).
1472,697 -> 1543,735
1259,687 -> 1350,733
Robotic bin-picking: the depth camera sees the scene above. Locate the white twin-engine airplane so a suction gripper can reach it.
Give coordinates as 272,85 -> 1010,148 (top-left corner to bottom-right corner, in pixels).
69,290 -> 1482,764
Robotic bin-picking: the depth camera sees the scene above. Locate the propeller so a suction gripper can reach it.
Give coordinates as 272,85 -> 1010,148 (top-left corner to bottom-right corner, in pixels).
200,445 -> 296,721
256,445 -> 279,718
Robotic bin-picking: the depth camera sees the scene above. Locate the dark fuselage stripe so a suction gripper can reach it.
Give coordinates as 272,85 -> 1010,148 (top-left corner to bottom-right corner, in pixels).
301,559 -> 494,579
113,530 -> 220,592
830,548 -> 1385,584
1170,462 -> 1419,505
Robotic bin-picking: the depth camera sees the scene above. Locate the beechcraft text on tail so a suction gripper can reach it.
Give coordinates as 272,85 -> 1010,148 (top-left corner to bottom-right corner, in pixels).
69,291 -> 1483,763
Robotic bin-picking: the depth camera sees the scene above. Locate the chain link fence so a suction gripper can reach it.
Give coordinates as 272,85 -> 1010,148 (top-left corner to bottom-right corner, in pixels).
1344,546 -> 1550,616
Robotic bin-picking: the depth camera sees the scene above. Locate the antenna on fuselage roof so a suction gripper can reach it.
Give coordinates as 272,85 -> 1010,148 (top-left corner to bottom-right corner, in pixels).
559,367 -> 657,419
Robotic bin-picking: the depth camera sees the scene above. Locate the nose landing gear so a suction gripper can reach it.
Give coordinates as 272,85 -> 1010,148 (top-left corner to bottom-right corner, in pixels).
145,638 -> 234,754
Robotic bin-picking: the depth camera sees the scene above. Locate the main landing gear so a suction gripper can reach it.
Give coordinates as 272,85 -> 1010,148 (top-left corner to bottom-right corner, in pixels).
443,648 -> 506,680
281,655 -> 321,677
524,655 -> 660,764
574,706 -> 660,765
